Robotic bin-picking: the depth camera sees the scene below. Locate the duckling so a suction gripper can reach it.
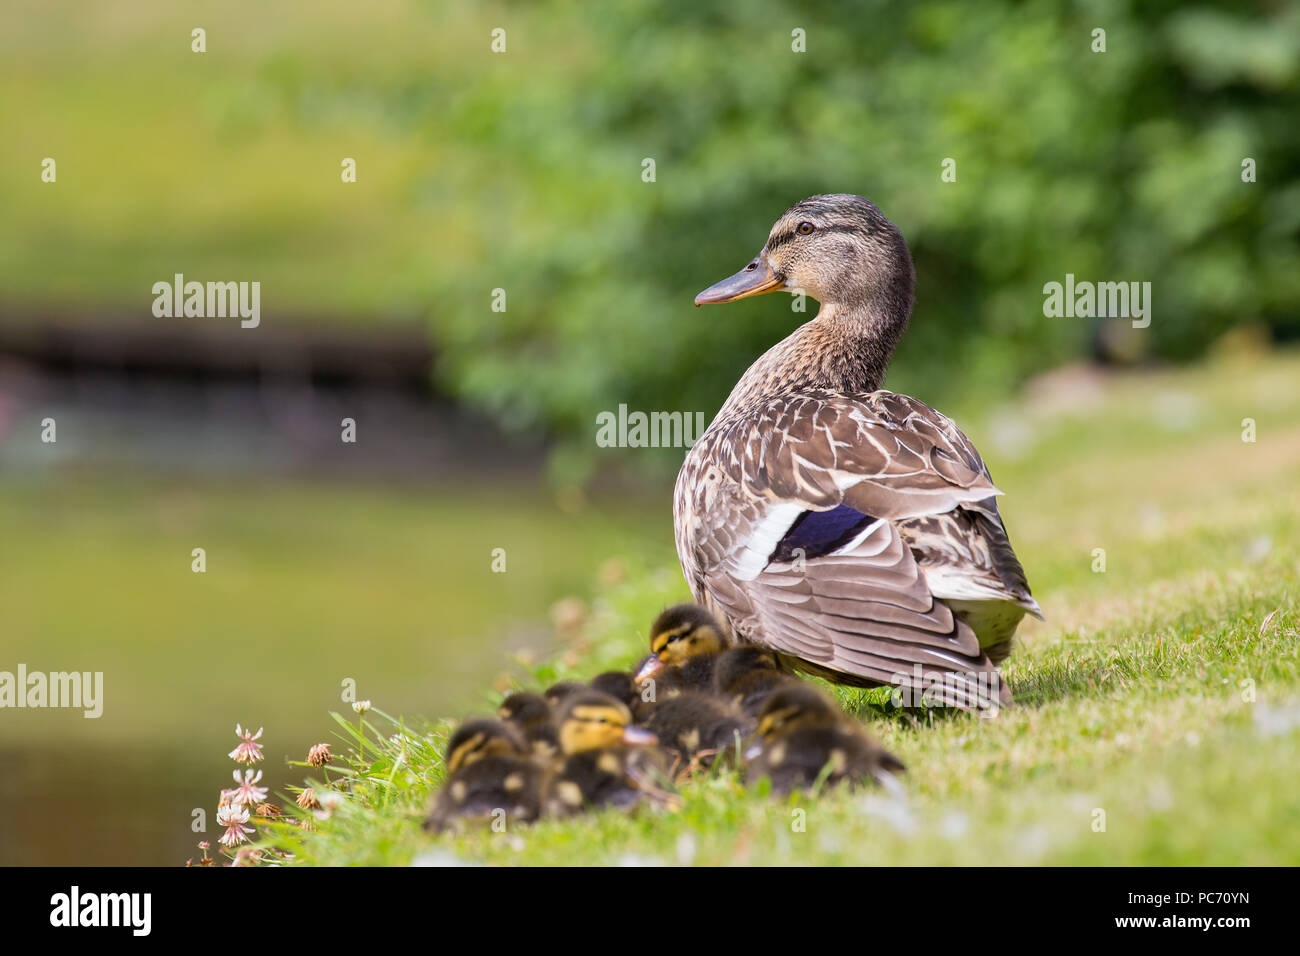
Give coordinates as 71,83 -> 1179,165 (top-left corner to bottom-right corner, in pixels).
589,669 -> 655,721
424,719 -> 544,833
713,645 -> 795,719
634,604 -> 728,698
497,692 -> 559,758
643,691 -> 748,773
544,690 -> 671,816
746,684 -> 904,795
543,681 -> 586,708
442,717 -> 528,772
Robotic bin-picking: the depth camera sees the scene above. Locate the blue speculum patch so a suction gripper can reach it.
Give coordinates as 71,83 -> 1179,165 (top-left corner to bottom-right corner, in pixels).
769,504 -> 875,563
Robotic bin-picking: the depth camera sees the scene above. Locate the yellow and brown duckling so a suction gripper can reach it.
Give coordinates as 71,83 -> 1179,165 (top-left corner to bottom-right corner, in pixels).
543,681 -> 587,708
630,605 -> 755,773
545,671 -> 651,721
634,604 -> 728,697
424,718 -> 544,833
643,690 -> 748,774
497,691 -> 559,758
713,645 -> 795,719
589,669 -> 655,721
746,684 -> 904,796
544,690 -> 671,816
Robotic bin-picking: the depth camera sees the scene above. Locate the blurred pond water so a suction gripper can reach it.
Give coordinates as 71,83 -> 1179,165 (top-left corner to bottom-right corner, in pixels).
0,476 -> 675,865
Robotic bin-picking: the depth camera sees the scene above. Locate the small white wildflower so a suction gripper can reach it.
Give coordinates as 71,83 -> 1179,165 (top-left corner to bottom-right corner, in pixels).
229,724 -> 265,764
228,769 -> 269,808
217,805 -> 253,847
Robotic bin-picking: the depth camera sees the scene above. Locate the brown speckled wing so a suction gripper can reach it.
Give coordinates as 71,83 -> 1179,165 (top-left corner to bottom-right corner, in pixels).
719,391 -> 999,516
703,519 -> 1004,709
675,390 -> 1024,709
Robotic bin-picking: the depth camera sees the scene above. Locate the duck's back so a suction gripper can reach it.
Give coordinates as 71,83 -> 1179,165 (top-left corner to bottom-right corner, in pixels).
675,387 -> 1039,710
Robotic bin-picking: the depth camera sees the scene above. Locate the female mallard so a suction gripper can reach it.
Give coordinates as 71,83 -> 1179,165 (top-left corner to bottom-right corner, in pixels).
675,194 -> 1041,711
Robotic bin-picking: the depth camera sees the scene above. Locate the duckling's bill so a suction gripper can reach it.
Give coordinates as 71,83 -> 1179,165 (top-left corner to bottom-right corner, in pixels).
622,725 -> 659,746
634,653 -> 666,683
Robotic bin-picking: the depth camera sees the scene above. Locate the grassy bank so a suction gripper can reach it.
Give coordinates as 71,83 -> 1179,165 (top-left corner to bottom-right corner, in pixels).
250,347 -> 1300,865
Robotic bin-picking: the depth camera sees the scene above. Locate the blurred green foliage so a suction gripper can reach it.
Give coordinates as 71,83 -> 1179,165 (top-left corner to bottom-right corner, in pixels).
3,0 -> 1298,474
430,0 -> 1300,472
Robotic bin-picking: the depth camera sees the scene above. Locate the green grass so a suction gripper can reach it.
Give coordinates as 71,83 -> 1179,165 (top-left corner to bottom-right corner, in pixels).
1,0 -> 468,316
247,347 -> 1300,866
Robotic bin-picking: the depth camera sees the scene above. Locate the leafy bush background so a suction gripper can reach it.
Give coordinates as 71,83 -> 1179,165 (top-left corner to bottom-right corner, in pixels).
423,0 -> 1300,464
3,0 -> 1297,469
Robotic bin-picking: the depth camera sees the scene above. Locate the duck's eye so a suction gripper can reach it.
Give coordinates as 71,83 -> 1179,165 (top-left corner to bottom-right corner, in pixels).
797,221 -> 815,235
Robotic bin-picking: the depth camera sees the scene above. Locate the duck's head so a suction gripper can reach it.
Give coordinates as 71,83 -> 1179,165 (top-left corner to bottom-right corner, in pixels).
635,604 -> 726,681
695,194 -> 913,313
443,719 -> 527,773
755,684 -> 839,740
713,644 -> 780,691
497,692 -> 552,727
557,690 -> 658,754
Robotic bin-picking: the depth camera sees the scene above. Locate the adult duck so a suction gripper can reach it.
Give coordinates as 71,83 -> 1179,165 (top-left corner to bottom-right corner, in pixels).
674,194 -> 1040,711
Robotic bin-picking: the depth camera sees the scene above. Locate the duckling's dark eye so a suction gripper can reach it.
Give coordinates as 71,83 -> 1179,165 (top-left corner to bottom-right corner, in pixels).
797,221 -> 815,235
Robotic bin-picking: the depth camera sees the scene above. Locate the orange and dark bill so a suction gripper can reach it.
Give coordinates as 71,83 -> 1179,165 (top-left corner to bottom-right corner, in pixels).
694,259 -> 783,306
634,654 -> 665,684
622,725 -> 659,746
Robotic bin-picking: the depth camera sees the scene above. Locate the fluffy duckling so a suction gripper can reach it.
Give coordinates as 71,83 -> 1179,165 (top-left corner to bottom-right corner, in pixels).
713,645 -> 794,719
634,604 -> 728,697
497,692 -> 559,758
543,681 -> 586,708
545,690 -> 671,816
424,719 -> 544,833
644,691 -> 748,773
746,684 -> 904,795
589,669 -> 655,721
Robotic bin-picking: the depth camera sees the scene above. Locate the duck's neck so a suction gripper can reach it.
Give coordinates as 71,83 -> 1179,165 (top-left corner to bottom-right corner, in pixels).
715,279 -> 914,421
810,292 -> 913,392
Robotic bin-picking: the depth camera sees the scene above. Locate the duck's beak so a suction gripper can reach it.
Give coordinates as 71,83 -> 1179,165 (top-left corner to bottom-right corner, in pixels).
694,258 -> 783,306
622,726 -> 659,747
634,654 -> 665,684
